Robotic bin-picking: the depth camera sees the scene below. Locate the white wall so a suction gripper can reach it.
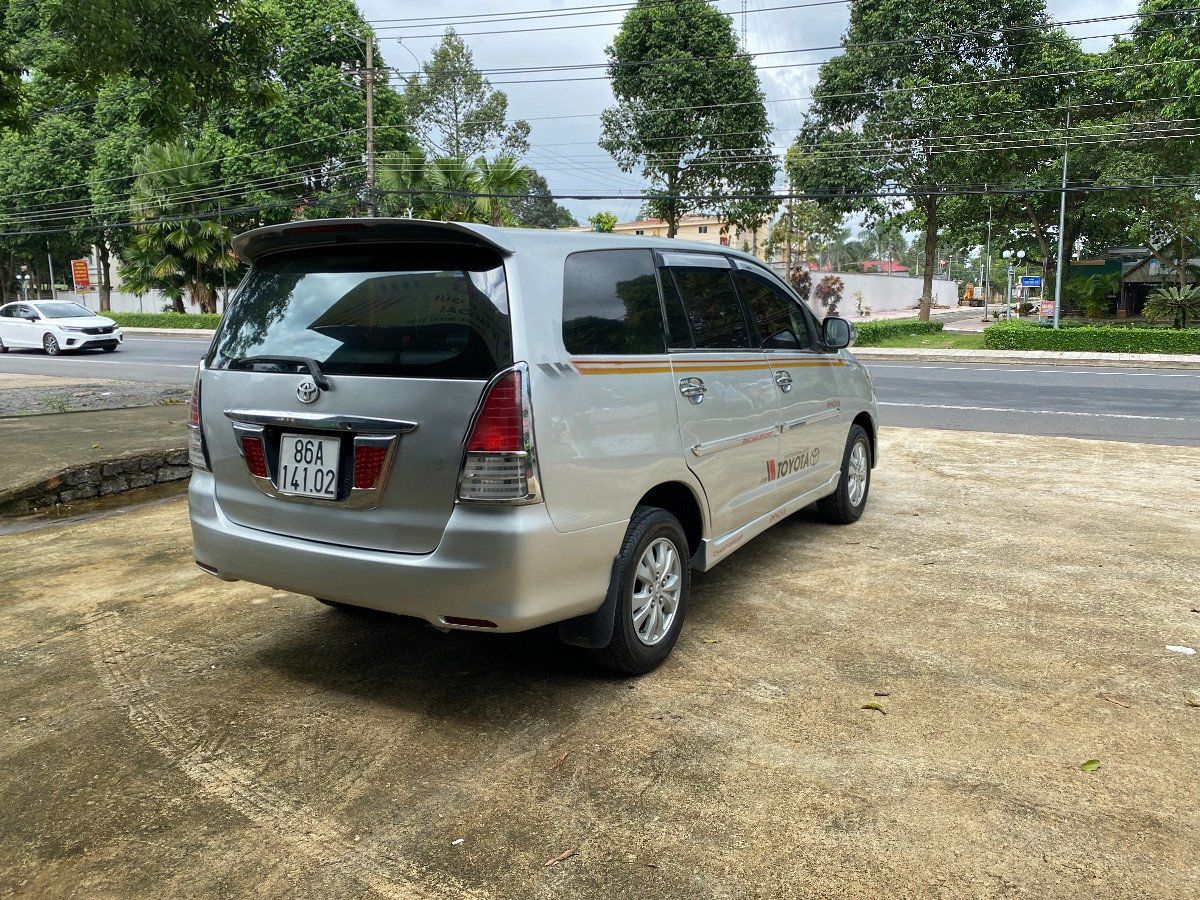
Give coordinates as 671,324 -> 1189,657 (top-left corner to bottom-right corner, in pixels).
827,273 -> 960,316
59,290 -> 212,314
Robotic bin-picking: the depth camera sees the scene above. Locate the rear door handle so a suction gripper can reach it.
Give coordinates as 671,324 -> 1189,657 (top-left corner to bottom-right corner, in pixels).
679,377 -> 707,404
774,370 -> 794,393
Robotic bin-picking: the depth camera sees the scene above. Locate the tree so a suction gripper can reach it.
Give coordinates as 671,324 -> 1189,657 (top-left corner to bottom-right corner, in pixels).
120,143 -> 235,314
510,172 -> 578,229
422,156 -> 484,223
588,211 -> 618,233
600,0 -> 776,238
377,148 -> 430,218
794,0 -> 1066,319
1143,284 -> 1200,329
404,29 -> 530,159
475,156 -> 531,227
36,0 -> 277,136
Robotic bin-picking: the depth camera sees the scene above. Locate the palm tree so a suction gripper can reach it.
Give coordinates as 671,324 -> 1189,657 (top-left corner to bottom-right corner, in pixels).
377,148 -> 428,218
475,155 -> 530,227
121,143 -> 235,314
1143,283 -> 1200,329
423,156 -> 485,223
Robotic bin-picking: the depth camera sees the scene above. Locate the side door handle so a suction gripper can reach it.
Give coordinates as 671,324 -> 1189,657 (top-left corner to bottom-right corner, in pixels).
678,376 -> 707,404
774,370 -> 794,393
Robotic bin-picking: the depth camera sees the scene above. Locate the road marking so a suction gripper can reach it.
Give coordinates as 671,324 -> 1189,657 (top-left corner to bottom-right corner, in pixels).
866,363 -> 1200,378
878,401 -> 1195,423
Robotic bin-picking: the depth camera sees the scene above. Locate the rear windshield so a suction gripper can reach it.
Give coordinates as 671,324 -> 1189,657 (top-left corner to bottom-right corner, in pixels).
208,244 -> 511,380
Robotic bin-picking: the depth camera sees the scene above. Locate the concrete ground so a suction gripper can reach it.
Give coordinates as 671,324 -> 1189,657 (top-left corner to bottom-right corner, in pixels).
1,428 -> 1198,899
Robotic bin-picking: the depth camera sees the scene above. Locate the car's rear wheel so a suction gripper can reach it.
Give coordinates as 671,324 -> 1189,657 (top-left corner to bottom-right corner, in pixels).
0,337 -> 7,353
590,506 -> 690,675
42,334 -> 61,356
816,423 -> 872,524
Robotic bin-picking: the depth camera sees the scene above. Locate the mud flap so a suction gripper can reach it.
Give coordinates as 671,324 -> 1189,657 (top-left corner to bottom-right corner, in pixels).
557,555 -> 622,649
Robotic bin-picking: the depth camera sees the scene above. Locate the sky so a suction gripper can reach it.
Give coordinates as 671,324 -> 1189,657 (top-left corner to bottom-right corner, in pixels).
358,0 -> 1141,227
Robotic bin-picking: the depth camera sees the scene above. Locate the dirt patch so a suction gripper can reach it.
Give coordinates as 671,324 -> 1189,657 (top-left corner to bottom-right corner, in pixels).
1,428 -> 1197,899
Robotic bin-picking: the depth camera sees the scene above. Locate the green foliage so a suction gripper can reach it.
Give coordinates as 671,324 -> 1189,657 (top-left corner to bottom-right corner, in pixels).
984,320 -> 1200,353
1143,284 -> 1200,330
509,172 -> 578,230
1063,272 -> 1120,318
404,29 -> 530,158
600,0 -> 776,237
120,143 -> 236,314
108,311 -> 222,329
854,320 -> 946,346
588,211 -> 618,233
39,0 -> 277,136
475,156 -> 531,227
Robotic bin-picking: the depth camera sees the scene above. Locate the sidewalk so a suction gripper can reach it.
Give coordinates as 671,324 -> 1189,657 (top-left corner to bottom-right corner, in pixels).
0,405 -> 189,515
852,346 -> 1200,369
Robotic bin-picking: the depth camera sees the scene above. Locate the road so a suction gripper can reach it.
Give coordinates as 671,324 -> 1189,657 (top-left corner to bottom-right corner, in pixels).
1,333 -> 1198,445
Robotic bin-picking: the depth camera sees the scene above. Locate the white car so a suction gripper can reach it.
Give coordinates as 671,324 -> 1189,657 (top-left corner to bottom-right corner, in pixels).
0,301 -> 123,355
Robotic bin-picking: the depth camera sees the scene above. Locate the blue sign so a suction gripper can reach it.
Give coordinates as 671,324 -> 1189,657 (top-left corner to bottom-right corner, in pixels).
1020,275 -> 1043,288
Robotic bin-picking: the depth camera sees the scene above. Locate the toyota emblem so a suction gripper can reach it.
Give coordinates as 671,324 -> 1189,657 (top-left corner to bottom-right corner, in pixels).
296,379 -> 320,404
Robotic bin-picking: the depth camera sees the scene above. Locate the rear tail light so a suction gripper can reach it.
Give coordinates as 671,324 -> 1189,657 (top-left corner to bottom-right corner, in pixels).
457,364 -> 541,504
239,435 -> 269,479
187,368 -> 210,471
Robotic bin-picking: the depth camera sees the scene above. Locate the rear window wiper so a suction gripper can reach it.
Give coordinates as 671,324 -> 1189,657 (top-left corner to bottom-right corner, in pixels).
230,355 -> 331,390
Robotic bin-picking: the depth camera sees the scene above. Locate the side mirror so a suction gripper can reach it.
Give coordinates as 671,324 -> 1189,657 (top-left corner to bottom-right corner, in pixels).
822,316 -> 854,350
23,314 -> 38,322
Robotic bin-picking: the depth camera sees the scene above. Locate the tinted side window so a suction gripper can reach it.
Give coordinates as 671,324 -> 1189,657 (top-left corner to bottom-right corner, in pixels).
562,250 -> 664,355
0,306 -> 12,318
667,267 -> 753,350
735,270 -> 813,351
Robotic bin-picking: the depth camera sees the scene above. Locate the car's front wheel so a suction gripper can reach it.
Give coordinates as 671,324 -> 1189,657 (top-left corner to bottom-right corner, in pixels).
42,334 -> 61,356
590,506 -> 690,675
0,337 -> 7,353
816,423 -> 872,524
102,344 -> 118,352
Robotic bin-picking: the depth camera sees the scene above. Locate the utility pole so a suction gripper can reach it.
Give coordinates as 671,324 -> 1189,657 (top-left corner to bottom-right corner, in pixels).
982,192 -> 992,322
218,200 -> 229,312
365,31 -> 377,217
1051,100 -> 1071,329
46,241 -> 57,300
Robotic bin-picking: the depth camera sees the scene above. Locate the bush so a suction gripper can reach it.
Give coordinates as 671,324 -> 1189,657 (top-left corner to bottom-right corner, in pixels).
108,312 -> 222,330
983,320 -> 1200,354
814,275 -> 845,315
854,319 -> 945,346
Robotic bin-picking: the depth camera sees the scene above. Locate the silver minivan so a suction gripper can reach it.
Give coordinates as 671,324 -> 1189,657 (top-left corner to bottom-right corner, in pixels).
189,218 -> 878,673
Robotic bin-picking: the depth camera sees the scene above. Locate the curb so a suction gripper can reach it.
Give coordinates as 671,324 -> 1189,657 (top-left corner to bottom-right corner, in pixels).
0,449 -> 191,518
851,347 -> 1200,369
122,327 -> 216,337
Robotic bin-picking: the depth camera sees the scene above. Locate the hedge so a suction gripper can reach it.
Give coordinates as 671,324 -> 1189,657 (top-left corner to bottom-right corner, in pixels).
108,312 -> 222,330
983,320 -> 1200,354
854,319 -> 945,346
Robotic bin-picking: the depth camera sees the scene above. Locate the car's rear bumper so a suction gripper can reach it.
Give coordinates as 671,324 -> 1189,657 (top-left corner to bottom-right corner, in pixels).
188,470 -> 625,632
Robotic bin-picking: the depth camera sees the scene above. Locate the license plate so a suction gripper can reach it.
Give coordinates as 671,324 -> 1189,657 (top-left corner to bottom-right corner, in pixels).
278,434 -> 340,499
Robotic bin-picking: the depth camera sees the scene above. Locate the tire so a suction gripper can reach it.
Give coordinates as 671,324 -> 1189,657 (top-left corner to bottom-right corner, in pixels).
0,337 -> 7,353
43,334 -> 61,356
816,423 -> 872,525
589,506 -> 691,675
102,344 -> 118,352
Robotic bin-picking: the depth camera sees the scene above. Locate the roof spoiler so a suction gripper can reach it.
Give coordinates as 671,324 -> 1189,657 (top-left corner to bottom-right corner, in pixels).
231,218 -> 516,263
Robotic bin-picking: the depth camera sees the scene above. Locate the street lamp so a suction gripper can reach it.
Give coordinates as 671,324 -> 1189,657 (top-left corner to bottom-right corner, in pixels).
18,264 -> 31,303
1001,250 -> 1025,319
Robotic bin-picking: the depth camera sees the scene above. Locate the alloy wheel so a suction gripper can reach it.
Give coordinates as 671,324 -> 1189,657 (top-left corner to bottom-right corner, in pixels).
631,536 -> 682,646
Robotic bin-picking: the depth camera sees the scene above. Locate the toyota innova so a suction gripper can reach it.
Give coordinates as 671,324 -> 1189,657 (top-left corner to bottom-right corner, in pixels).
189,218 -> 878,673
